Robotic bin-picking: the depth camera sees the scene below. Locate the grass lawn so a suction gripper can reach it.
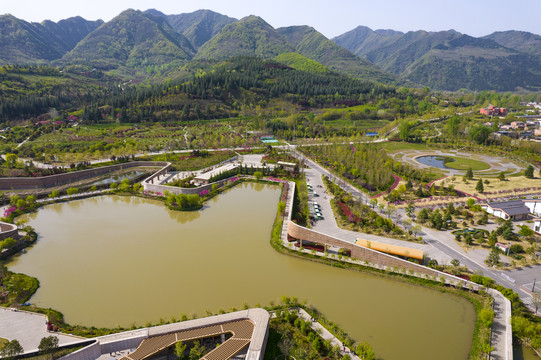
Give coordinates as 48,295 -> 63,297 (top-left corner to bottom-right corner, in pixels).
380,142 -> 436,152
436,175 -> 541,200
444,156 -> 491,171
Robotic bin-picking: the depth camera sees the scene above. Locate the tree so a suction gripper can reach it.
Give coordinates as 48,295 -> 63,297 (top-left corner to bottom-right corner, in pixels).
518,225 -> 534,242
355,342 -> 376,360
451,259 -> 460,268
498,171 -> 506,181
485,249 -> 501,267
532,292 -> 541,314
49,190 -> 60,199
398,120 -> 411,140
418,208 -> 429,223
405,202 -> 415,218
38,336 -> 59,360
525,165 -> 535,179
174,341 -> 187,359
119,178 -> 131,192
66,187 -> 78,196
253,171 -> 263,180
475,179 -> 484,193
445,115 -> 461,136
469,124 -> 491,144
188,340 -> 205,360
465,168 -> 474,180
430,210 -> 443,230
5,153 -> 18,168
1,339 -> 23,359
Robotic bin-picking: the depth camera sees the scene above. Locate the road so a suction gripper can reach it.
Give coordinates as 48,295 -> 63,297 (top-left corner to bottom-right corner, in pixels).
291,146 -> 540,313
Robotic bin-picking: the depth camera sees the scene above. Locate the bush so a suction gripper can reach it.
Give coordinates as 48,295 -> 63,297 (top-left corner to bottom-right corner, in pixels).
509,244 -> 524,254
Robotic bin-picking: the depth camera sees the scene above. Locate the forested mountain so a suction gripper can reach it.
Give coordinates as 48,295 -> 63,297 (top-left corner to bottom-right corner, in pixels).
405,35 -> 541,91
334,26 -> 541,91
40,17 -> 104,52
333,26 -> 403,57
165,10 -> 237,49
195,15 -> 293,59
63,9 -> 195,69
0,14 -> 102,64
277,25 -> 396,83
483,30 -> 541,57
2,9 -> 541,90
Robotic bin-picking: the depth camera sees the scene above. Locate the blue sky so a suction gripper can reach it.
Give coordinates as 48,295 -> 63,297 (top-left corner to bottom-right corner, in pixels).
3,0 -> 541,37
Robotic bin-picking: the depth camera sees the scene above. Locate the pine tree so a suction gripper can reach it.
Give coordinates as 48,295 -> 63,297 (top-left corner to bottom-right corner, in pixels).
476,179 -> 484,193
465,167 -> 474,180
525,165 -> 534,179
498,172 -> 505,181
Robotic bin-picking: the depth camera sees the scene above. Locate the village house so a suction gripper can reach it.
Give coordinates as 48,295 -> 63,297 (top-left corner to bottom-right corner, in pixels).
480,106 -> 508,116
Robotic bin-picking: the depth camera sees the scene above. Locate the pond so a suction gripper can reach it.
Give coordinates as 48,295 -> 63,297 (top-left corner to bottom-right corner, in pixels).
7,184 -> 476,360
415,155 -> 454,169
88,170 -> 148,186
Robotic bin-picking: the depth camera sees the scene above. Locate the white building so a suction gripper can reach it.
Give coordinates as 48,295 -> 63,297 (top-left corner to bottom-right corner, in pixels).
524,199 -> 541,217
480,200 -> 530,220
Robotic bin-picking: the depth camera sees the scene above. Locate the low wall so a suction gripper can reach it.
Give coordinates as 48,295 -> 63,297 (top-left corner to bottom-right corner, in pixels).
142,156 -> 238,196
287,221 -> 480,289
0,161 -> 169,191
144,177 -> 233,196
0,221 -> 18,241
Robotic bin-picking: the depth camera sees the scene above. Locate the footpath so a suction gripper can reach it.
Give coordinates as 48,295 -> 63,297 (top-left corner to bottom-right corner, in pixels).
270,308 -> 362,360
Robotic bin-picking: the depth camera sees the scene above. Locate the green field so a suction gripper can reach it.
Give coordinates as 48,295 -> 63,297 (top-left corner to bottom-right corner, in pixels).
444,156 -> 491,171
379,142 -> 435,152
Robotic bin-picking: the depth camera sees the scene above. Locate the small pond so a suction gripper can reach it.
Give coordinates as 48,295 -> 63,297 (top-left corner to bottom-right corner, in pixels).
415,155 -> 454,169
89,170 -> 147,186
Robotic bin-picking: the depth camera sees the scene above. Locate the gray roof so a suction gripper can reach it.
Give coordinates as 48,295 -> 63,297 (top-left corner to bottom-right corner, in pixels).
485,200 -> 530,216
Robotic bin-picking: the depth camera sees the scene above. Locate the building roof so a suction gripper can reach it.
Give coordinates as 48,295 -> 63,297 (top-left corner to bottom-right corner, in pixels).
482,200 -> 530,217
355,239 -> 424,260
194,163 -> 239,182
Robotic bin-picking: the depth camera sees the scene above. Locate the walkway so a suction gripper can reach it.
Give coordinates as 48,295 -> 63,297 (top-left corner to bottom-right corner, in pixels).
0,308 -> 86,354
488,289 -> 513,360
293,308 -> 361,360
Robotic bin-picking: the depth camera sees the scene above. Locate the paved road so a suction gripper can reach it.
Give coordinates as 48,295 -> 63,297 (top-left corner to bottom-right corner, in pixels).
304,167 -> 452,263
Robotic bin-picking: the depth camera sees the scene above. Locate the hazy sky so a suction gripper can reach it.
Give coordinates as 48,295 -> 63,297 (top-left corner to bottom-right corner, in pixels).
3,0 -> 541,38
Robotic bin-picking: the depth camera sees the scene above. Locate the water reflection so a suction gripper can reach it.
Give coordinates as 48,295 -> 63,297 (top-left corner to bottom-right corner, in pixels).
416,155 -> 452,169
89,170 -> 146,186
168,208 -> 201,224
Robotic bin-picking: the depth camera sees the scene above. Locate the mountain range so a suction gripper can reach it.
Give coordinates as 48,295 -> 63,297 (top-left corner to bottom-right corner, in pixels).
1,9 -> 541,91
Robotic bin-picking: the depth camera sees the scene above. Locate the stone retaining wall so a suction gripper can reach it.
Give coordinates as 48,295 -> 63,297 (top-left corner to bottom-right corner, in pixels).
0,162 -> 169,191
144,177 -> 234,196
0,221 -> 18,240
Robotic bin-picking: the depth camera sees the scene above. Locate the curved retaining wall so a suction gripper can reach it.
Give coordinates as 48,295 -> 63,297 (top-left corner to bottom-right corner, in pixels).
0,221 -> 18,240
286,217 -> 480,289
0,161 -> 169,191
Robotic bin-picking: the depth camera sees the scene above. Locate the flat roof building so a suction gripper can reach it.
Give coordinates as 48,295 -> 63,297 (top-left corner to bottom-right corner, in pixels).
480,200 -> 530,220
193,163 -> 239,186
